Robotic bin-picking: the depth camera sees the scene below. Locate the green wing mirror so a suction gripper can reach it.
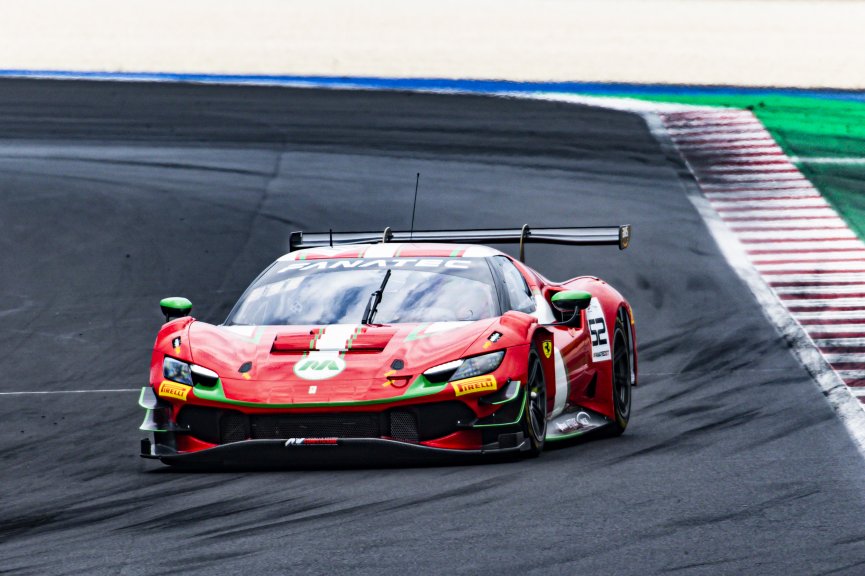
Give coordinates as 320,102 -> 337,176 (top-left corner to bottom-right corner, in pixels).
549,291 -> 592,327
160,297 -> 192,323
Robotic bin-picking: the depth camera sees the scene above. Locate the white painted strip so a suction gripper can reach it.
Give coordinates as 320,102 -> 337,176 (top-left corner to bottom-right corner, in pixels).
683,154 -> 787,164
721,209 -> 839,219
702,181 -> 816,190
736,230 -> 857,241
729,219 -> 849,230
700,173 -> 811,184
676,139 -> 781,149
775,285 -> 865,296
791,157 -> 865,165
744,240 -> 863,252
665,123 -> 765,134
759,261 -> 865,272
0,389 -> 138,395
682,146 -> 784,156
701,164 -> 797,173
779,298 -> 865,309
711,198 -> 829,209
822,353 -> 865,364
836,370 -> 865,381
793,310 -> 865,321
752,250 -> 865,262
771,273 -> 865,284
851,388 -> 865,397
813,338 -> 865,347
705,190 -> 821,201
673,131 -> 771,142
803,324 -> 865,333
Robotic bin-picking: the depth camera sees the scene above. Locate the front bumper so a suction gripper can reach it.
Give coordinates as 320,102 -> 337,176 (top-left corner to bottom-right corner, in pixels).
141,434 -> 530,467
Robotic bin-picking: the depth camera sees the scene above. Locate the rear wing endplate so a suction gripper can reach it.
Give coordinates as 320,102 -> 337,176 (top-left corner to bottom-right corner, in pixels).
289,224 -> 631,262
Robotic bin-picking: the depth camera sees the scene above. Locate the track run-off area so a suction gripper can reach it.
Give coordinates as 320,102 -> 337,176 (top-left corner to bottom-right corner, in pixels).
2,79 -> 865,575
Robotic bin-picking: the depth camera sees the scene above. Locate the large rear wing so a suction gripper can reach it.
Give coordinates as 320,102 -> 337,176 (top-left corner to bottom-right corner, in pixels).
289,224 -> 631,262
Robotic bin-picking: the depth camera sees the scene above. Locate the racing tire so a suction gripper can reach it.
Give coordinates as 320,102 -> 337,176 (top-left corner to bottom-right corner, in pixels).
607,313 -> 632,437
521,349 -> 547,457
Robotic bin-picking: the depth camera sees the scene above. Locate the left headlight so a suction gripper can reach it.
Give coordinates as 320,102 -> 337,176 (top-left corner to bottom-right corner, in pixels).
163,357 -> 220,387
424,351 -> 505,383
163,357 -> 192,385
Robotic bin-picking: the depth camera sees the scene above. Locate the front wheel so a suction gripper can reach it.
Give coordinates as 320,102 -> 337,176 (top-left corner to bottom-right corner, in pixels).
607,314 -> 632,436
521,350 -> 547,457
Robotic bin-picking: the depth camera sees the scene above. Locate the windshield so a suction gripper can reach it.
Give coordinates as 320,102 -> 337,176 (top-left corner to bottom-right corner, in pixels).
226,257 -> 499,326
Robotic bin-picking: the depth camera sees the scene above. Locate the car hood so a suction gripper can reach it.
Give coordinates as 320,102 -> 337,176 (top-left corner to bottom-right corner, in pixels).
186,320 -> 498,404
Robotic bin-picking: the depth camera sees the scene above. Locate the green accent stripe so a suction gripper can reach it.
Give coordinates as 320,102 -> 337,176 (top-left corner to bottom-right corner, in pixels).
192,375 -> 448,408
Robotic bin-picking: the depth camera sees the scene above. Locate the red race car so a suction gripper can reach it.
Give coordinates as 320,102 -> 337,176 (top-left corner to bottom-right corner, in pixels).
140,226 -> 636,466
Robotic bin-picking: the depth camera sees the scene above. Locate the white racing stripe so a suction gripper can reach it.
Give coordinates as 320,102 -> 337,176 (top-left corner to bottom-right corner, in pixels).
314,324 -> 359,351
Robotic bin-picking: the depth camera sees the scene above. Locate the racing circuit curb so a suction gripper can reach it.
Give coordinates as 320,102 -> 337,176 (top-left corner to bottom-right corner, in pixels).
646,107 -> 865,456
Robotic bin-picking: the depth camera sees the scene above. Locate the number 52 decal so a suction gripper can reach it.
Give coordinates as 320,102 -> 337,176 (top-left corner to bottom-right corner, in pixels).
586,299 -> 611,362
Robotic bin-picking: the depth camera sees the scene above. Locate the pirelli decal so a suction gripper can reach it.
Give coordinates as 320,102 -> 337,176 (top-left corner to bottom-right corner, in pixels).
158,380 -> 192,401
451,375 -> 497,397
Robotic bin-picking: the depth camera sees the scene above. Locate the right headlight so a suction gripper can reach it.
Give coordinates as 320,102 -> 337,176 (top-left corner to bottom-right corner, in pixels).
423,351 -> 505,383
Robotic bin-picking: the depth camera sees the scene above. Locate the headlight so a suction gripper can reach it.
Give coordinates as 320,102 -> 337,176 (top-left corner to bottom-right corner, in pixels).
424,351 -> 505,383
163,357 -> 192,385
162,357 -> 221,387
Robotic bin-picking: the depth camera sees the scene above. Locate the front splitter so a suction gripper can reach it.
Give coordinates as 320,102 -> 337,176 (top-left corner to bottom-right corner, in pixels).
142,436 -> 529,468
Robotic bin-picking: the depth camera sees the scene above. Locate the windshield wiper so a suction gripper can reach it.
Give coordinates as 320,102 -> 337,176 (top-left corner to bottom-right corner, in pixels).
361,269 -> 392,325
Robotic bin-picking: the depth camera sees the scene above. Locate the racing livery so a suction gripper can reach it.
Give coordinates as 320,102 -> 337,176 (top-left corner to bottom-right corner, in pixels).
140,226 -> 637,465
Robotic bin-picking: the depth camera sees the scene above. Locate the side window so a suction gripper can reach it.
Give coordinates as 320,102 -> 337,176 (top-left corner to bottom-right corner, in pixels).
493,256 -> 536,314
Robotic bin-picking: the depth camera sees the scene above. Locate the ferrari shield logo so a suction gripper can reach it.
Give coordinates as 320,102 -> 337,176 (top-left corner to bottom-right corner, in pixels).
542,340 -> 553,359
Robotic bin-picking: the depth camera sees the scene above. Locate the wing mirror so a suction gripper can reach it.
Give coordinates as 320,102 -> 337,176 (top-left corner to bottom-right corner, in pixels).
160,297 -> 192,323
548,291 -> 592,328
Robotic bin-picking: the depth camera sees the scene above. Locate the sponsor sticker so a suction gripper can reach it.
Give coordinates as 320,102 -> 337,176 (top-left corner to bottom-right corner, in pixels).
451,375 -> 497,397
542,340 -> 553,359
293,356 -> 346,380
158,380 -> 192,401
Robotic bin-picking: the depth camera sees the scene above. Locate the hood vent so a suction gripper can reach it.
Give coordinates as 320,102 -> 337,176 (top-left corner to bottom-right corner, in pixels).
271,327 -> 398,354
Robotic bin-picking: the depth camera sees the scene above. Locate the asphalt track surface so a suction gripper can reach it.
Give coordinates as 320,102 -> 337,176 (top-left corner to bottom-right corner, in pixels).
1,79 -> 864,575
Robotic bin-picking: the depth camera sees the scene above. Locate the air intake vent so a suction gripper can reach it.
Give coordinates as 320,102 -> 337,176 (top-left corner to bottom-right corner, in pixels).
389,411 -> 419,442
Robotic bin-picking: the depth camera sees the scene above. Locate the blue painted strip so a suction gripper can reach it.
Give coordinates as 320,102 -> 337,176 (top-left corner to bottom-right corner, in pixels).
0,69 -> 863,101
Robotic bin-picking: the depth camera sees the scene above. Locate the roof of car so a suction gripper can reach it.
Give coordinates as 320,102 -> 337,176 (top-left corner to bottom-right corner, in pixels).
278,243 -> 504,261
